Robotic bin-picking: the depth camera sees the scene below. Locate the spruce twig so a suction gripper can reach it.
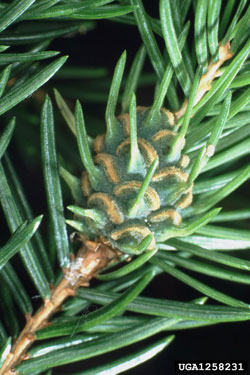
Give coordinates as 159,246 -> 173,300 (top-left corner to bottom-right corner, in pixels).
0,240 -> 119,375
175,42 -> 233,120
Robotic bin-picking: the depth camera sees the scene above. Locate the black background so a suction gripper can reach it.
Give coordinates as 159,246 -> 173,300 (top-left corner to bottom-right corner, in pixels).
1,1 -> 249,374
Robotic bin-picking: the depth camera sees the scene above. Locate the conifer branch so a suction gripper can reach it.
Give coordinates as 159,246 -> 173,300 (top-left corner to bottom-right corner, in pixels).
0,240 -> 119,375
175,42 -> 233,120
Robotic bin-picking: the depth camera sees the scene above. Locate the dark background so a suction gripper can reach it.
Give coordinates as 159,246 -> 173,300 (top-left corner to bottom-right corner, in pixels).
1,1 -> 250,374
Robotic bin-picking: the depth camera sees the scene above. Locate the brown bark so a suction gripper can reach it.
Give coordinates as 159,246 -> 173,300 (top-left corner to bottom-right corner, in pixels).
175,42 -> 233,120
0,240 -> 119,375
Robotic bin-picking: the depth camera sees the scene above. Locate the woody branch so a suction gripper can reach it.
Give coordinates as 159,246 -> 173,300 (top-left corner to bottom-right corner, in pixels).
0,240 -> 118,375
175,41 -> 233,120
